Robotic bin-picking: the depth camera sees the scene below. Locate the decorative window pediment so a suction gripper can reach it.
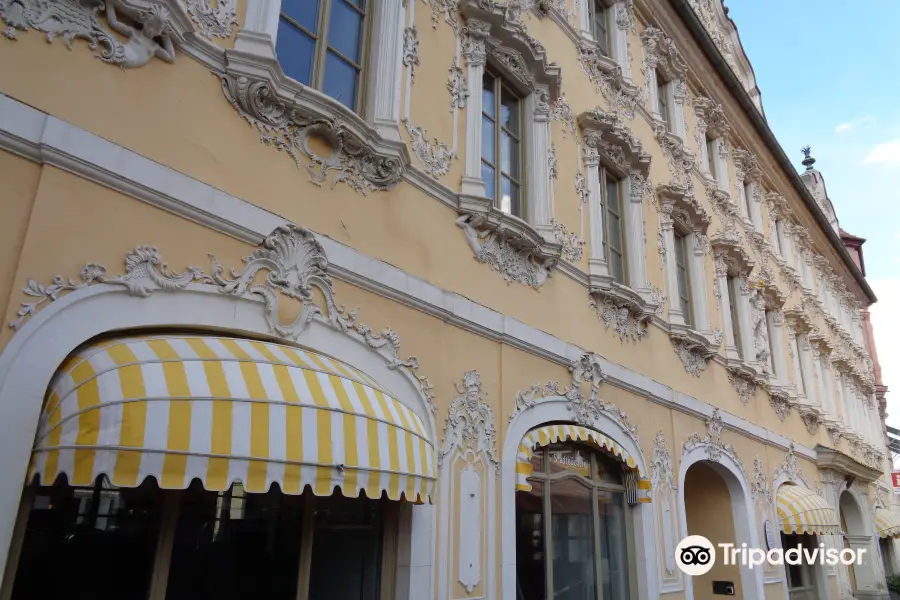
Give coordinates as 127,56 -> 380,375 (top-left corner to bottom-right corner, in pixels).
579,108 -> 659,341
641,25 -> 687,142
454,2 -> 568,288
657,184 -> 719,374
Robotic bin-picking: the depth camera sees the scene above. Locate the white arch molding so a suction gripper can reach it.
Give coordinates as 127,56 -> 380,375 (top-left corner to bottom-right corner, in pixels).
678,445 -> 765,600
501,397 -> 660,600
0,284 -> 438,595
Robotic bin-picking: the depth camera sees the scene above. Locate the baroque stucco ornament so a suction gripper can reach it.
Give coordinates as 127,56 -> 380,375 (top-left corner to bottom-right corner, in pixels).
456,215 -> 557,289
186,0 -> 236,38
509,353 -> 638,444
682,409 -> 744,472
403,118 -> 455,179
439,370 -> 499,468
10,224 -> 436,411
1,0 -> 178,68
220,74 -> 405,194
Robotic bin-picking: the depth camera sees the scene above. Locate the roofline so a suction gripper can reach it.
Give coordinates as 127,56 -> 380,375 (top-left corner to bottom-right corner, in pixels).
669,0 -> 877,304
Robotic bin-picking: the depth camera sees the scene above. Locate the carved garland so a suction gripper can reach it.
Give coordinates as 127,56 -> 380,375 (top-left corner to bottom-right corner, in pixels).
509,353 -> 639,444
682,409 -> 744,472
10,224 -> 436,412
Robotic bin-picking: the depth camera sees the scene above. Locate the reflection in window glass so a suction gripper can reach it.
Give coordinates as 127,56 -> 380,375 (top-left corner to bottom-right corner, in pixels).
601,171 -> 625,285
12,477 -> 162,600
277,0 -> 368,111
674,232 -> 692,327
482,71 -> 523,217
516,442 -> 633,600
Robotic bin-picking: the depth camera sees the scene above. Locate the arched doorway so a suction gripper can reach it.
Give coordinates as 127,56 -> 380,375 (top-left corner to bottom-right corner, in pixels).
840,490 -> 867,595
683,462 -> 745,600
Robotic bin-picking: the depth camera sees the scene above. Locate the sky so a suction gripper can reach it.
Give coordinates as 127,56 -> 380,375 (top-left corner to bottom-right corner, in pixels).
726,0 -> 900,429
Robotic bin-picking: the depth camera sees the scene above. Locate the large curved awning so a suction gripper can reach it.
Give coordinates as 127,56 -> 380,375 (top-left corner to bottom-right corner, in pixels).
876,507 -> 900,539
515,424 -> 650,503
776,484 -> 840,535
28,334 -> 435,503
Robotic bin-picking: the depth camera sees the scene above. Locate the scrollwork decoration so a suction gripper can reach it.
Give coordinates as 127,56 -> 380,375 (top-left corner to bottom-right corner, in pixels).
403,118 -> 455,178
186,0 -> 237,39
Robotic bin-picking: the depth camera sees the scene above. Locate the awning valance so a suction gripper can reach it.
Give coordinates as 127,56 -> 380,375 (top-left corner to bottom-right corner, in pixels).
29,335 -> 435,503
515,424 -> 650,503
776,484 -> 840,535
876,508 -> 900,539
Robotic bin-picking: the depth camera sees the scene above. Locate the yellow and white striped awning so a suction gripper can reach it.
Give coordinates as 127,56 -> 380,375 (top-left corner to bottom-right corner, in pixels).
515,424 -> 650,503
28,334 -> 435,503
876,508 -> 900,539
776,484 -> 840,535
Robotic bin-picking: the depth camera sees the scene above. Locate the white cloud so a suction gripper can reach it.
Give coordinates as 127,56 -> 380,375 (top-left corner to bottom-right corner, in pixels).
835,115 -> 875,133
869,278 -> 900,427
864,138 -> 900,167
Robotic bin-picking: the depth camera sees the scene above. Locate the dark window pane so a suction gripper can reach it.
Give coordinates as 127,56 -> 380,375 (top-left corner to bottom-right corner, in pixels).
281,0 -> 320,32
500,88 -> 519,135
482,73 -> 496,118
605,179 -> 620,214
327,0 -> 363,62
482,163 -> 496,199
276,19 -> 316,85
322,52 -> 359,109
12,478 -> 162,600
516,480 -> 547,600
598,492 -> 629,600
607,212 -> 622,252
609,250 -> 624,284
165,482 -> 303,600
345,0 -> 366,10
308,494 -> 383,600
482,117 -> 495,164
594,450 -> 624,484
550,478 -> 596,600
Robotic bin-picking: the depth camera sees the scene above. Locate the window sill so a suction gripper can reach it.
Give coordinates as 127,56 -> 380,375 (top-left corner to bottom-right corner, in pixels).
221,46 -> 410,194
588,274 -> 662,342
455,195 -> 562,289
669,323 -> 721,376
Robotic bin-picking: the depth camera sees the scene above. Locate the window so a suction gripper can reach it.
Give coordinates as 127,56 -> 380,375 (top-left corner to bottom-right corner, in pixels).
674,232 -> 692,326
590,0 -> 611,57
277,0 -> 369,111
11,479 -> 391,600
482,71 -> 524,217
727,277 -> 742,358
656,78 -> 670,129
782,533 -> 818,597
600,169 -> 626,284
773,219 -> 784,256
516,443 -> 633,600
741,182 -> 753,219
706,138 -> 716,178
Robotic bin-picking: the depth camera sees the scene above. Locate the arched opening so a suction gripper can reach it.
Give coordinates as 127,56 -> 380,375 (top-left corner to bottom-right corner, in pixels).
513,424 -> 646,600
840,491 -> 867,594
2,332 -> 436,600
684,462 -> 744,600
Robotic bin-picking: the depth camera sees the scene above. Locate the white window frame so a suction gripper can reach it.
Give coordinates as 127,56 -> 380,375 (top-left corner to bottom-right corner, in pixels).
578,0 -> 630,78
661,197 -> 711,333
642,27 -> 686,140
236,0 -> 405,142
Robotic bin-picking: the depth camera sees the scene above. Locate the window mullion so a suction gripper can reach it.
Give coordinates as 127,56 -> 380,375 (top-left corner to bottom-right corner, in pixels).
313,0 -> 331,91
543,450 -> 554,600
295,495 -> 317,600
148,490 -> 181,600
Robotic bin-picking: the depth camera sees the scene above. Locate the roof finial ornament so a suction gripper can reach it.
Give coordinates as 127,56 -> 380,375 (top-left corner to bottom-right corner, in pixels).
801,145 -> 816,171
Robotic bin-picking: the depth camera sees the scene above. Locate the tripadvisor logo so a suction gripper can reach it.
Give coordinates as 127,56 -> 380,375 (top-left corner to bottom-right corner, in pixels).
675,535 -> 867,575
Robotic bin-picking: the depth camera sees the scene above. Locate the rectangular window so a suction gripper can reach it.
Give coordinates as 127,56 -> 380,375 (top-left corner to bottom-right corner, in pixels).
482,71 -> 523,218
277,0 -> 369,111
795,336 -> 807,394
673,232 -> 692,326
591,0 -> 610,57
727,277 -> 742,359
656,78 -> 669,129
601,169 -> 626,284
706,138 -> 716,178
773,219 -> 783,255
742,182 -> 753,219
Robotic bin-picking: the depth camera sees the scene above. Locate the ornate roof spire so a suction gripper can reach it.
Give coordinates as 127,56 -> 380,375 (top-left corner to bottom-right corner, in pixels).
801,145 -> 816,171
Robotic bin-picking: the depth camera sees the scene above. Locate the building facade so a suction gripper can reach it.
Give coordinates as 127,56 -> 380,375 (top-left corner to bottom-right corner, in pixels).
0,0 -> 895,599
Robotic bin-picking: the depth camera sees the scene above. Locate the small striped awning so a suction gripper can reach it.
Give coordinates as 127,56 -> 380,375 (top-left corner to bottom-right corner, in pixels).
876,508 -> 900,539
28,334 -> 435,503
515,424 -> 651,503
776,484 -> 840,535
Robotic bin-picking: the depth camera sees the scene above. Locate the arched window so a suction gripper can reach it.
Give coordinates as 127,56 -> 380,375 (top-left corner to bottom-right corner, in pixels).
516,442 -> 633,600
